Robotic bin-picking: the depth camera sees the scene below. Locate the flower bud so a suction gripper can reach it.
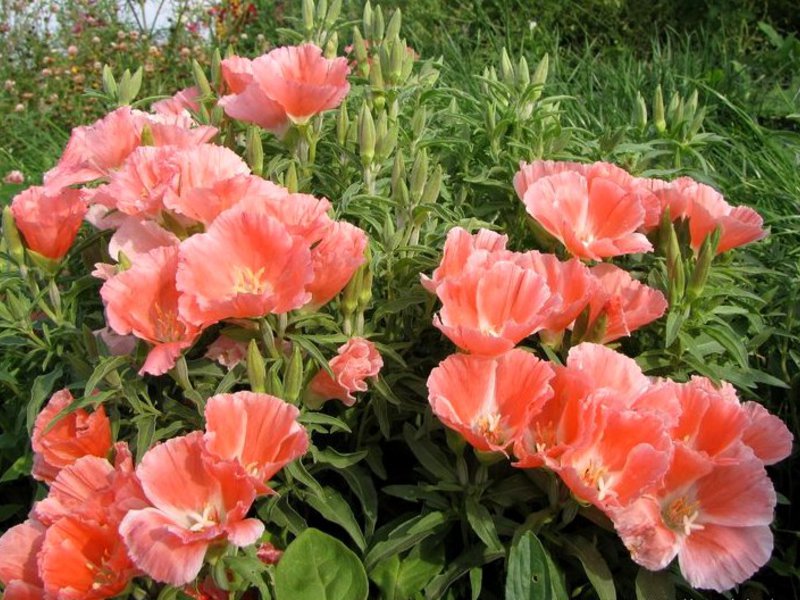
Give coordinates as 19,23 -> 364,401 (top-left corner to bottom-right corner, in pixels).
336,102 -> 349,146
191,59 -> 212,98
372,5 -> 385,41
410,149 -> 428,203
285,162 -> 299,193
653,84 -> 666,133
421,164 -> 442,205
325,0 -> 342,27
375,111 -> 397,160
246,127 -> 264,176
324,32 -> 339,59
315,0 -> 328,24
362,1 -> 373,40
283,344 -> 304,404
500,48 -> 514,84
686,226 -> 720,302
247,339 -> 267,393
302,0 -> 315,34
634,91 -> 648,130
101,64 -> 118,99
210,47 -> 222,91
665,220 -> 685,305
516,55 -> 530,87
358,104 -> 376,166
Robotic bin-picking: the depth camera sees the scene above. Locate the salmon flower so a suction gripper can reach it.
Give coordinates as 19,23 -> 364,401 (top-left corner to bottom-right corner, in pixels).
518,168 -> 652,260
176,209 -> 313,327
307,221 -> 368,307
308,337 -> 383,406
427,350 -> 555,454
203,391 -> 309,494
119,432 -> 264,586
556,404 -> 673,510
0,519 -> 46,599
90,146 -> 179,218
161,144 -> 251,222
686,181 -> 766,254
741,401 -> 793,466
513,251 -> 593,335
101,246 -> 201,376
585,263 -> 667,343
219,44 -> 350,134
152,86 -> 201,117
31,389 -> 112,483
420,227 -> 509,294
612,450 -> 777,592
44,107 -> 217,189
39,516 -> 138,599
433,258 -> 558,355
10,185 -> 87,260
34,443 -> 147,527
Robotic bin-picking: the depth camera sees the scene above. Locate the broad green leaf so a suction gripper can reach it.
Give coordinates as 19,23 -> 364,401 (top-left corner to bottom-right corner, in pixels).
275,528 -> 368,600
635,568 -> 675,600
562,535 -> 616,600
370,542 -> 445,600
314,447 -> 369,468
505,531 -> 552,600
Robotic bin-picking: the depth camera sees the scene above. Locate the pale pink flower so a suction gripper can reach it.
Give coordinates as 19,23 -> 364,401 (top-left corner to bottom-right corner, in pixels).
308,338 -> 383,406
420,227 -> 508,294
204,335 -> 248,369
119,432 -> 263,586
3,169 -> 24,184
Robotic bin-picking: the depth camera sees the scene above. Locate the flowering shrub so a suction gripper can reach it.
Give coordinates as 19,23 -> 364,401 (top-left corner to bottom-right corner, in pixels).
0,1 -> 795,598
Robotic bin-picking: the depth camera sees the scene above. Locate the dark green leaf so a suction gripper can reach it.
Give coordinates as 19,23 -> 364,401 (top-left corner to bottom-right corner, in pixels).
275,528 -> 368,600
505,531 -> 552,600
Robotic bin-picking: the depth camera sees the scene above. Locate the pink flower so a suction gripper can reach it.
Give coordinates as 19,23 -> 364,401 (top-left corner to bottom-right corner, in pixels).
101,246 -> 201,375
420,227 -> 508,294
204,335 -> 248,369
585,263 -> 667,343
31,389 -> 112,483
427,350 -> 554,454
10,185 -> 86,260
308,337 -> 383,406
119,432 -> 264,586
612,450 -> 776,592
3,169 -> 24,184
741,401 -> 793,466
307,221 -> 368,307
687,181 -> 766,254
203,391 -> 309,494
0,519 -> 46,598
107,217 -> 180,264
176,209 -> 313,327
33,443 -> 148,527
219,44 -> 350,134
433,258 -> 558,355
517,167 -> 653,260
152,86 -> 201,117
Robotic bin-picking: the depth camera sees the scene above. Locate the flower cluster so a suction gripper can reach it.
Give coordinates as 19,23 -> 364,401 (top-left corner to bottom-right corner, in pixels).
515,159 -> 766,259
9,68 -> 367,376
0,390 -> 308,596
425,161 -> 789,591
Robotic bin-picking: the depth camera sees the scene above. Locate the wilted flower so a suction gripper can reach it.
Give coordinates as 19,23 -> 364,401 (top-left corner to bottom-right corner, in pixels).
308,338 -> 384,406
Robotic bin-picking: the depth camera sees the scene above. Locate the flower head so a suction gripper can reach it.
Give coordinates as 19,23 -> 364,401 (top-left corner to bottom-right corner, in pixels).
308,338 -> 383,406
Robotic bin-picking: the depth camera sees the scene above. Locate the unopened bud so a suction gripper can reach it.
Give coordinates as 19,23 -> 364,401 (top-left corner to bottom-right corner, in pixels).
210,48 -> 222,91
285,162 -> 299,193
372,5 -> 384,40
101,64 -> 118,99
246,127 -> 264,176
686,227 -> 720,302
192,59 -> 212,98
336,102 -> 349,146
117,67 -> 142,105
411,105 -> 426,139
634,91 -> 648,130
516,55 -> 530,87
410,150 -> 428,203
358,104 -> 376,166
500,48 -> 514,84
315,0 -> 327,24
653,84 -> 666,133
283,344 -> 304,404
362,1 -> 373,40
247,340 -> 266,393
302,0 -> 315,34
421,165 -> 442,204
324,32 -> 338,59
325,0 -> 342,27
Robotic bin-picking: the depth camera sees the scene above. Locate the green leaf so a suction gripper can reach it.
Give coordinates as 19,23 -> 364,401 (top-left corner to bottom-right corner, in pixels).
402,424 -> 455,482
299,412 -> 352,433
336,464 -> 379,538
561,535 -> 616,600
425,545 -> 503,599
371,541 -> 445,600
83,355 -> 128,397
464,497 -> 502,550
505,531 -> 552,600
635,568 -> 675,600
314,447 -> 369,468
26,366 -> 63,434
0,454 -> 31,483
275,528 -> 368,600
366,511 -> 450,570
304,485 -> 367,551
223,555 -> 272,598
